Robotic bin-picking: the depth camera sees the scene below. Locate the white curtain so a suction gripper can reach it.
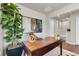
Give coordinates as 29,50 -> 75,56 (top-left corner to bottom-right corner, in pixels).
21,17 -> 31,42
22,17 -> 31,33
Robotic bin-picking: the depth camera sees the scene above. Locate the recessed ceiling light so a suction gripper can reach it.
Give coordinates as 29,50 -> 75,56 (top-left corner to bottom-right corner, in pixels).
44,7 -> 52,12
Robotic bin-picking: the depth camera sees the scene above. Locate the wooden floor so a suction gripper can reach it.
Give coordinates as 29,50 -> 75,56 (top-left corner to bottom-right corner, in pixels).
62,42 -> 79,54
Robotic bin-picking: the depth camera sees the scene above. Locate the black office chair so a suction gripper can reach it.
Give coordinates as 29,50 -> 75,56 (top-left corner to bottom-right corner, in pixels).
6,42 -> 25,56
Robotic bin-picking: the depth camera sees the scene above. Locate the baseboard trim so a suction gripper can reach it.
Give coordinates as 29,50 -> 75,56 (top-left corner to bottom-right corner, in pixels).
66,41 -> 75,45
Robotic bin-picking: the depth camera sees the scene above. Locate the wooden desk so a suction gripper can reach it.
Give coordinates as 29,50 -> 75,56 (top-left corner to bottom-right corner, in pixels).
24,37 -> 63,56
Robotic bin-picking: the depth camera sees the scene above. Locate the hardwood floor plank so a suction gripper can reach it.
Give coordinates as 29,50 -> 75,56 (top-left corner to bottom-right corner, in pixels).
62,42 -> 79,54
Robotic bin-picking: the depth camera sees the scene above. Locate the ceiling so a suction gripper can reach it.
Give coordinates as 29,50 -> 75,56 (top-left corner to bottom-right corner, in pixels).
52,8 -> 79,21
20,3 -> 71,14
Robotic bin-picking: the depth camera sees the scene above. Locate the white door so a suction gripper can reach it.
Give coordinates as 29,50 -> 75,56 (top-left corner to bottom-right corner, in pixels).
59,20 -> 70,41
76,17 -> 79,45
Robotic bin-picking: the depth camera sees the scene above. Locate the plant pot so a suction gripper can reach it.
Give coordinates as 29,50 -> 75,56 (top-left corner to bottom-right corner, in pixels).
6,42 -> 24,56
6,46 -> 24,56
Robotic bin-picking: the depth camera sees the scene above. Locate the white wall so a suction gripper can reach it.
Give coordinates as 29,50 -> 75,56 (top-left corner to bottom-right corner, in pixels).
0,25 -> 4,56
17,4 -> 47,41
0,3 -> 4,55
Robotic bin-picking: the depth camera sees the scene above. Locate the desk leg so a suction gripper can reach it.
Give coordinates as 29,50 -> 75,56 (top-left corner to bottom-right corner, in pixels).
60,42 -> 62,56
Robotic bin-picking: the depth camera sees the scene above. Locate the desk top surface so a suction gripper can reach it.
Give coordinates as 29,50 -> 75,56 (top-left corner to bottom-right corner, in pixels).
25,37 -> 60,52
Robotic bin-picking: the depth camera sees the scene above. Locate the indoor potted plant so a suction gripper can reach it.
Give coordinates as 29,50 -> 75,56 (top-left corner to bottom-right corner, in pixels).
1,3 -> 24,52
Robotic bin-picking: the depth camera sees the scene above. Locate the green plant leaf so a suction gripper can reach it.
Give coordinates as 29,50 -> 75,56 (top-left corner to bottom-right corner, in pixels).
16,34 -> 23,39
4,36 -> 12,42
1,3 -> 24,43
7,20 -> 14,27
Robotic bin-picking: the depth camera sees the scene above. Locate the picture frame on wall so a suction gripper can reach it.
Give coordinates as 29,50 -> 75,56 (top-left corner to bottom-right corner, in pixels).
31,18 -> 42,33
